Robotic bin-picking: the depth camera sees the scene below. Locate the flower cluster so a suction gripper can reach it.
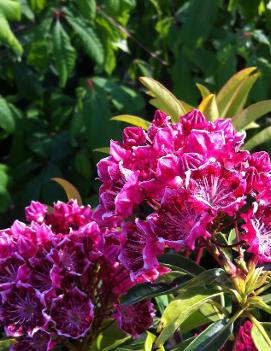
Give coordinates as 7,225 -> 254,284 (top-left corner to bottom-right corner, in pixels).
0,200 -> 154,349
95,109 -> 271,281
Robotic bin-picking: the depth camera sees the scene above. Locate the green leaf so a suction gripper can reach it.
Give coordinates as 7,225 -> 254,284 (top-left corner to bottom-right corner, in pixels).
93,147 -> 110,154
243,125 -> 271,150
171,337 -> 195,351
121,274 -> 192,306
0,338 -> 15,350
183,319 -> 233,351
216,67 -> 258,117
27,0 -> 46,12
0,0 -> 21,20
251,316 -> 271,350
78,0 -> 96,21
198,94 -> 219,121
232,100 -> 271,131
196,83 -> 211,99
96,321 -> 130,351
111,115 -> 150,130
156,287 -> 221,346
52,20 -> 76,87
0,96 -> 15,133
51,177 -> 83,205
144,331 -> 156,351
158,253 -> 205,276
0,14 -> 22,55
67,15 -> 104,65
139,77 -> 186,122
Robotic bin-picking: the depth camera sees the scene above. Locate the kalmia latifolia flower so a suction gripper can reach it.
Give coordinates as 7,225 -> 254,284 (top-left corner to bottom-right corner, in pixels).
0,199 -> 150,348
95,108 -> 271,277
234,321 -> 257,351
114,300 -> 155,338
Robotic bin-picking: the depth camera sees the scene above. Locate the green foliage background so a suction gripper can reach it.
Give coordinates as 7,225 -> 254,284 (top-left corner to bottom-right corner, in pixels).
1,0 -> 271,225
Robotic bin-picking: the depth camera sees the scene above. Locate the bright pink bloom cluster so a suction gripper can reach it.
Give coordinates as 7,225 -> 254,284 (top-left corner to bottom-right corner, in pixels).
95,109 -> 271,281
0,200 -> 154,349
234,321 -> 257,351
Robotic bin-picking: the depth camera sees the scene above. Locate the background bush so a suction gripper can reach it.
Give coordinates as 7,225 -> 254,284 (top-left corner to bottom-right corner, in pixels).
1,0 -> 271,225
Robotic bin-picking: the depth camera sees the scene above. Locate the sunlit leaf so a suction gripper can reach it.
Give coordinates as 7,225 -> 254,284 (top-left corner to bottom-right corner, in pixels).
198,94 -> 219,121
196,83 -> 211,99
243,126 -> 271,150
28,0 -> 46,12
93,147 -> 110,154
139,77 -> 186,122
0,96 -> 15,133
0,14 -> 22,55
111,115 -> 150,130
251,316 -> 271,350
232,100 -> 271,131
216,67 -> 257,117
51,177 -> 82,205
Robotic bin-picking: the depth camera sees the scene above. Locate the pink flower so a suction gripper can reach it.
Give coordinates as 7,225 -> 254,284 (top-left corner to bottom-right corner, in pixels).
242,201 -> 271,262
25,201 -> 48,223
234,321 -> 257,351
114,300 -> 155,337
148,188 -> 213,250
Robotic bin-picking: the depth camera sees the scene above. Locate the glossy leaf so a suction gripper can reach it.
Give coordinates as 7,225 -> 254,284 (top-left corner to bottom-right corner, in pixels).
158,253 -> 205,276
251,316 -> 271,350
232,100 -> 271,131
156,287 -> 221,346
144,331 -> 156,351
111,115 -> 150,130
51,177 -> 82,205
139,77 -> 186,122
121,274 -> 192,306
216,67 -> 257,117
183,319 -> 233,351
28,0 -> 46,12
196,83 -> 211,99
52,20 -> 76,87
198,94 -> 219,121
244,125 -> 271,150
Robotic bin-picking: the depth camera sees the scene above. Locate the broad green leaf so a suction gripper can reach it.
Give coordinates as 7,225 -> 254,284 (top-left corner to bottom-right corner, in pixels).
144,331 -> 156,351
139,77 -> 186,122
78,0 -> 96,21
121,274 -> 192,306
96,321 -> 130,351
0,14 -> 22,55
251,316 -> 271,350
67,15 -> 104,65
171,337 -> 195,351
224,72 -> 260,117
183,320 -> 233,351
179,99 -> 195,113
216,67 -> 257,117
111,115 -> 150,130
0,96 -> 15,133
93,147 -> 110,154
196,83 -> 211,99
51,177 -> 82,205
158,253 -> 205,276
156,287 -> 221,346
243,126 -> 271,150
232,100 -> 271,131
0,0 -> 21,20
52,20 -> 76,87
198,94 -> 219,121
27,0 -> 46,12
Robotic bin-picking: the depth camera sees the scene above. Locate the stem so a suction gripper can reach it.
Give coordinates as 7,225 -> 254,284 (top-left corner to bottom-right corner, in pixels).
195,246 -> 204,264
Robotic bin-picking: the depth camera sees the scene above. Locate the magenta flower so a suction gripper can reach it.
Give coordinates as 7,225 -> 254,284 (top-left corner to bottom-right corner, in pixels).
234,321 -> 257,351
0,255 -> 26,290
148,188 -> 213,250
242,202 -> 271,262
50,287 -> 94,339
25,201 -> 48,223
11,330 -> 54,351
114,300 -> 155,337
0,283 -> 47,337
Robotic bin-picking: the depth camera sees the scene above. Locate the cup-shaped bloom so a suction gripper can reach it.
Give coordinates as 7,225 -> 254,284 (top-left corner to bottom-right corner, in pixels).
186,161 -> 246,215
0,283 -> 47,337
242,202 -> 271,263
118,220 -> 163,282
10,330 -> 54,351
148,188 -> 213,251
114,300 -> 155,338
50,287 -> 94,339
